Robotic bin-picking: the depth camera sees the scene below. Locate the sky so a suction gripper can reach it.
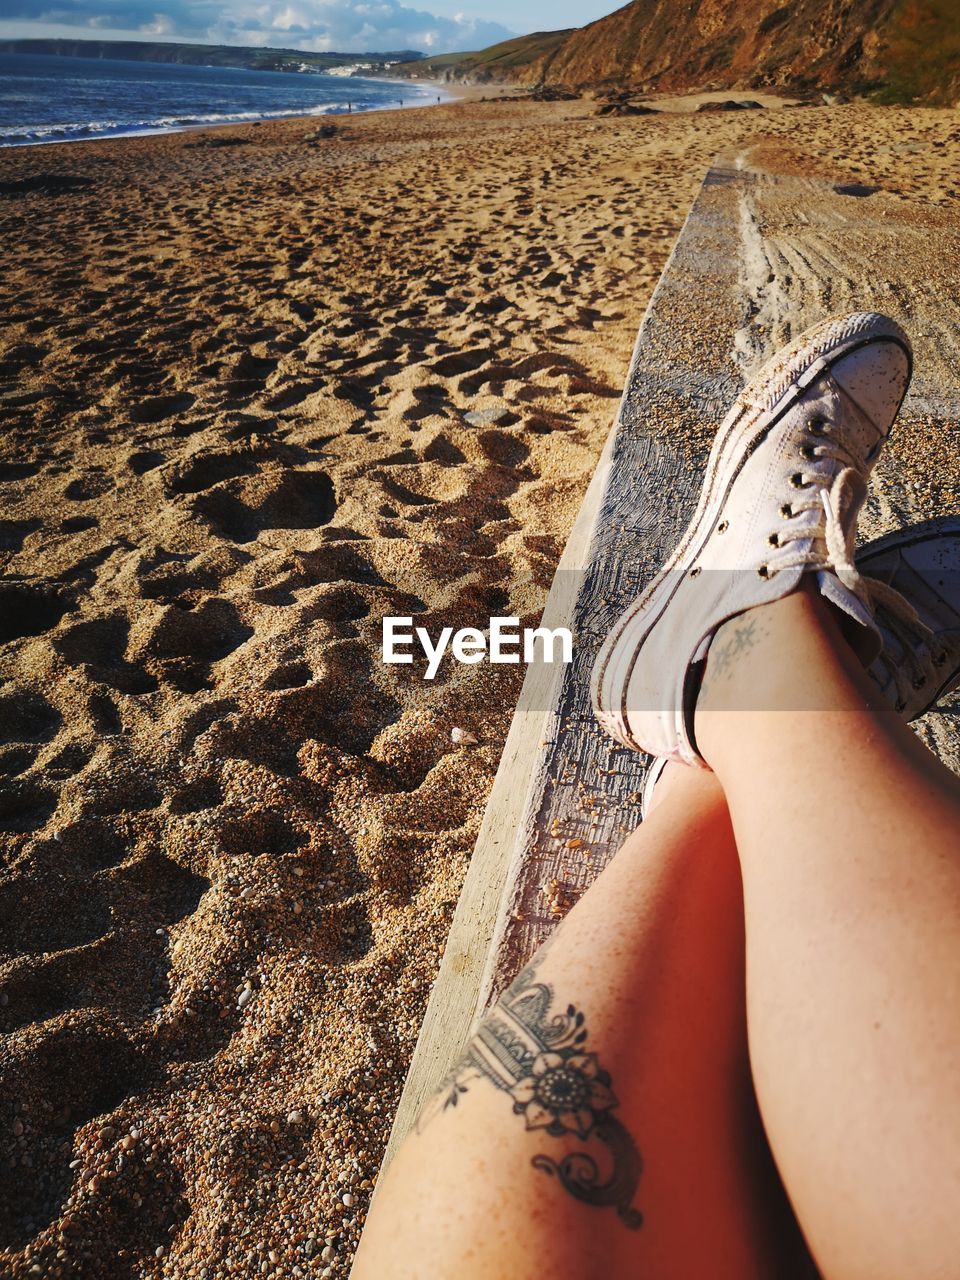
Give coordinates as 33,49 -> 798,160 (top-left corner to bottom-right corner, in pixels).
0,0 -> 620,56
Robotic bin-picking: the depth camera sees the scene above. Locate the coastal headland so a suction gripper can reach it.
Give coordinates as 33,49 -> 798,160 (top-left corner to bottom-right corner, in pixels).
2,91 -> 960,1276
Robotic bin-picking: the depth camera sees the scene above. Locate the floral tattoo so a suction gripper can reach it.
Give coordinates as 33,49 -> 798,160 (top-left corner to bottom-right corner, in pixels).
416,962 -> 643,1229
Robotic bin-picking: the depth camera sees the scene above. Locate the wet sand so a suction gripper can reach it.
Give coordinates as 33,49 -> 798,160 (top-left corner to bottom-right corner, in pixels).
2,93 -> 959,1277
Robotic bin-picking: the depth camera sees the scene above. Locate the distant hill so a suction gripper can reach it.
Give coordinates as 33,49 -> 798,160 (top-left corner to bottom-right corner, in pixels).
392,0 -> 960,104
0,38 -> 424,73
392,30 -> 573,84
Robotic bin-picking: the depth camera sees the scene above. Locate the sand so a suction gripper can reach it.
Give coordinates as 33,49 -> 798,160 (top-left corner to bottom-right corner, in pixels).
1,92 -> 959,1278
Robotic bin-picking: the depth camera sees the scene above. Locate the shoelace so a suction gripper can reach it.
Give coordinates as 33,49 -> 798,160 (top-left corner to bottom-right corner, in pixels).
767,424 -> 867,576
772,462 -> 948,712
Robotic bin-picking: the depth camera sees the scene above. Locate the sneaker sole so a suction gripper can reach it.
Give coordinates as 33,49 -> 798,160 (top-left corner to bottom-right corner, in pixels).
591,312 -> 913,747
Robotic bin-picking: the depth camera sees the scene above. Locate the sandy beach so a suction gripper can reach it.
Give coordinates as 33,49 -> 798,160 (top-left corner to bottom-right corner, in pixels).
2,91 -> 960,1278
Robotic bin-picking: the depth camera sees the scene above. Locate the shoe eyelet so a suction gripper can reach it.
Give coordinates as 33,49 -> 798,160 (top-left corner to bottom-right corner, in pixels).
768,533 -> 779,547
895,698 -> 906,712
757,564 -> 770,578
913,675 -> 927,690
934,653 -> 947,667
808,418 -> 828,436
716,520 -> 728,534
779,503 -> 792,518
790,473 -> 806,489
800,445 -> 817,461
689,566 -> 701,578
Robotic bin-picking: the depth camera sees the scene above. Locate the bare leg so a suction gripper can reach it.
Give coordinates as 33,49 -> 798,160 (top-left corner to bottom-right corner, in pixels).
354,770 -> 809,1279
696,585 -> 960,1280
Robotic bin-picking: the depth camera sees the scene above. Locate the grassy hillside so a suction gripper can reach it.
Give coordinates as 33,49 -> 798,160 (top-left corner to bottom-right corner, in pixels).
392,51 -> 475,76
392,30 -> 573,84
0,38 -> 423,72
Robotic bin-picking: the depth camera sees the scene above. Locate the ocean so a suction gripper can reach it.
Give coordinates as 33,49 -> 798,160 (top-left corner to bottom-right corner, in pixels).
0,51 -> 439,147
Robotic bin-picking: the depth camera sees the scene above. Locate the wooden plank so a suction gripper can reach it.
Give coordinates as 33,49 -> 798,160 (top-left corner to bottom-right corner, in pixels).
376,347 -> 620,1174
380,157 -> 960,1169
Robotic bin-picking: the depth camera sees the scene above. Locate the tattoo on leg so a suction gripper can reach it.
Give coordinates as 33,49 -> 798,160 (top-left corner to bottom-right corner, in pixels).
698,611 -> 768,703
416,961 -> 643,1230
710,615 -> 759,678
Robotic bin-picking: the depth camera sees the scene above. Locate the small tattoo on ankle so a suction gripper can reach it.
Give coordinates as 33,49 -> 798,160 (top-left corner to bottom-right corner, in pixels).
700,613 -> 764,701
416,961 -> 643,1229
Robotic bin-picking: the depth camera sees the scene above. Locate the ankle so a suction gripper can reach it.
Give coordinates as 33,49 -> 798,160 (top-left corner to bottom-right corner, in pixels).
693,586 -> 870,767
695,589 -> 819,713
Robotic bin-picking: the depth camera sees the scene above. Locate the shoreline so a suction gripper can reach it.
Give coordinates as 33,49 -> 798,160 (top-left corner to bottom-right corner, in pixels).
0,69 -> 805,152
0,71 -> 457,150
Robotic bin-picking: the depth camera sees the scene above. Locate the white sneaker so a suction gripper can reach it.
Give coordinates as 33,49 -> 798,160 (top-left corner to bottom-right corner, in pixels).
591,312 -> 912,765
638,517 -> 960,815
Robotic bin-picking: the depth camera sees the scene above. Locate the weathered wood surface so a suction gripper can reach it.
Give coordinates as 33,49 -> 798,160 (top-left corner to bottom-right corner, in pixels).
381,157 -> 960,1168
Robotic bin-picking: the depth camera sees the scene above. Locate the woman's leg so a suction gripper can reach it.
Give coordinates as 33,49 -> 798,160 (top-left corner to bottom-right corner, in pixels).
696,584 -> 960,1280
354,768 -> 810,1280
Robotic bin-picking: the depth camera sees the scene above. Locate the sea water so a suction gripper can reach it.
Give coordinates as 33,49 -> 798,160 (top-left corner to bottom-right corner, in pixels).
0,51 -> 438,147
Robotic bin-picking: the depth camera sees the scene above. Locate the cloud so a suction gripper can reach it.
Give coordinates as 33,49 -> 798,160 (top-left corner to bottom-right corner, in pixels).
0,0 -> 515,52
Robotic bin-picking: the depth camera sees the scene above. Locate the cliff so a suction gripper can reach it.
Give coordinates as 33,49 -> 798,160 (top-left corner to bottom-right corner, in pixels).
395,0 -> 960,103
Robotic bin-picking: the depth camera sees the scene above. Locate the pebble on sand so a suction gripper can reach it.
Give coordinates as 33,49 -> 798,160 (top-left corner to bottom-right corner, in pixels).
463,402 -> 511,426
